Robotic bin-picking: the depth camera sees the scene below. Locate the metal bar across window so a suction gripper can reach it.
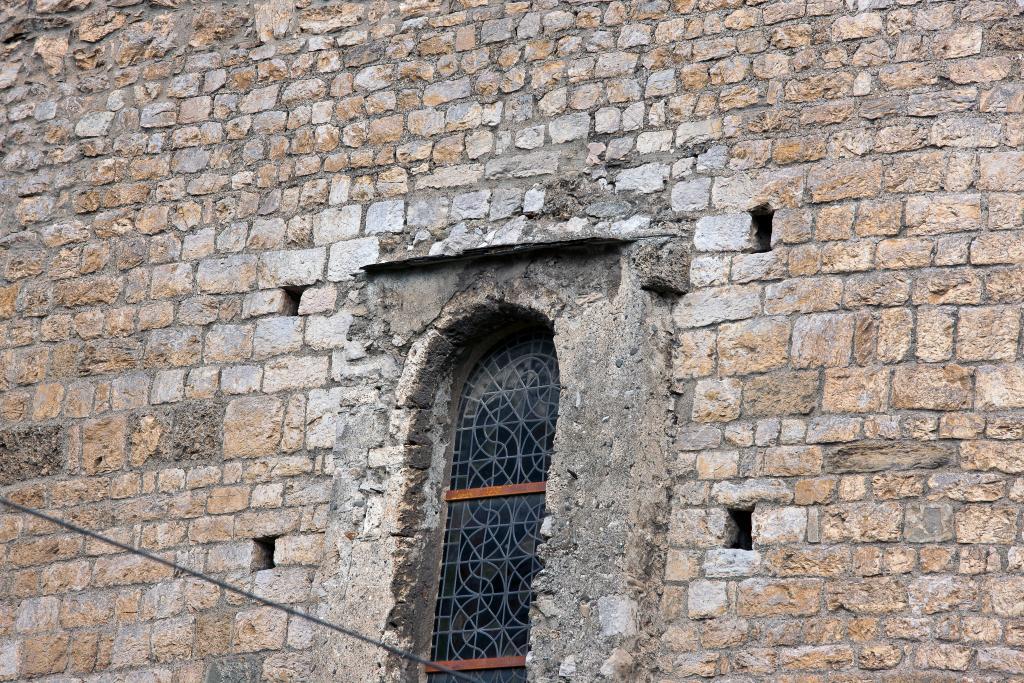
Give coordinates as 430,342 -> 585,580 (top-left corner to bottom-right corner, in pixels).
426,656 -> 527,673
443,481 -> 546,502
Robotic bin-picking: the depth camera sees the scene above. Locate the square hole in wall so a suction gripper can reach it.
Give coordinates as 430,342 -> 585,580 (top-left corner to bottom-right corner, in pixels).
281,286 -> 307,315
252,536 -> 277,570
726,508 -> 753,551
751,209 -> 774,253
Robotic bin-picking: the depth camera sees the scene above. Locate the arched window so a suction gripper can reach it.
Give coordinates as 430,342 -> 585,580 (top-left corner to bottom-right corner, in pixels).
426,330 -> 560,682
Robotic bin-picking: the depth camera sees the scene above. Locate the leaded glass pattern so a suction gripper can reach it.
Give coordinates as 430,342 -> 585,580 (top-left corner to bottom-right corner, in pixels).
428,331 -> 559,676
430,494 -> 544,663
429,668 -> 527,683
450,333 -> 560,491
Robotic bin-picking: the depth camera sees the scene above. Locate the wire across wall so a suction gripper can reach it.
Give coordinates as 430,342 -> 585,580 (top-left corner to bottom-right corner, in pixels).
0,496 -> 481,683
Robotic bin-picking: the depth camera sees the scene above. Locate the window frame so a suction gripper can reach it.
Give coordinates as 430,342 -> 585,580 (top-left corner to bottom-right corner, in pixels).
424,325 -> 558,678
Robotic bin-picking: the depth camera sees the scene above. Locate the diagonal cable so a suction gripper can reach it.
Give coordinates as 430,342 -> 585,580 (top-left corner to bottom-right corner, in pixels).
0,496 -> 479,683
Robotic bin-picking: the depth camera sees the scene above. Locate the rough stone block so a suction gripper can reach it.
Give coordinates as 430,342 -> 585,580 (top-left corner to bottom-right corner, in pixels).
0,425 -> 64,486
223,397 -> 283,458
171,401 -> 223,461
743,371 -> 818,416
752,506 -> 806,543
694,213 -> 755,252
904,503 -> 955,543
891,365 -> 972,410
737,579 -> 821,617
791,314 -> 854,368
692,378 -> 742,423
687,580 -> 728,619
824,441 -> 953,473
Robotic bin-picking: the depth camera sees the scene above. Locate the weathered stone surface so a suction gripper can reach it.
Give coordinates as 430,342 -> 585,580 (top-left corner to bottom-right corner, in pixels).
0,426 -> 63,486
171,401 -> 222,461
717,317 -> 790,376
891,365 -> 972,410
743,371 -> 818,416
737,579 -> 821,617
821,503 -> 902,542
904,503 -> 954,543
826,578 -> 907,614
961,440 -> 1024,473
825,441 -> 953,473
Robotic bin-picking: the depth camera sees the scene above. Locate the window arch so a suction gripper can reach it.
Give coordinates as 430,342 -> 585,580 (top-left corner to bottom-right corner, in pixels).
426,330 -> 560,681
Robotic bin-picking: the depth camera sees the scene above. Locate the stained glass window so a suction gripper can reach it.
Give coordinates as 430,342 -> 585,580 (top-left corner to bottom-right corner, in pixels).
428,331 -> 559,679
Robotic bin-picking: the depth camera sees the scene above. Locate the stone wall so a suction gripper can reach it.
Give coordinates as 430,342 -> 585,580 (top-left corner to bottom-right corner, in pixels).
2,0 -> 1024,680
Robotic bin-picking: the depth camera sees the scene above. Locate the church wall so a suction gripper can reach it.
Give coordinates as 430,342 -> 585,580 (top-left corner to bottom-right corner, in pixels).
1,0 -> 1024,680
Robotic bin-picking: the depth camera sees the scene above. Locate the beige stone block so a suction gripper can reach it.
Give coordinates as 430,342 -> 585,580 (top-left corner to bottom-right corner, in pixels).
821,240 -> 873,273
717,318 -> 790,376
61,593 -> 113,630
971,230 -> 1024,265
884,151 -> 945,193
807,160 -> 882,202
692,379 -> 742,423
93,553 -> 173,586
779,644 -> 854,670
826,440 -> 952,474
855,200 -> 902,237
695,451 -> 739,480
821,502 -> 902,542
911,269 -> 982,306
978,647 -> 1024,674
151,616 -> 194,662
906,194 -> 981,235
0,284 -> 18,320
880,63 -> 938,90
957,306 -> 1020,361
844,272 -> 911,309
986,576 -> 1024,617
908,575 -> 976,615
977,365 -> 1024,409
791,313 -> 853,368
752,506 -> 805,543
980,152 -> 1024,192
826,577 -> 907,614
859,643 -> 903,670
736,579 -> 821,617
669,507 -> 727,548
275,534 -> 324,565
891,364 -> 972,410
262,355 -> 330,393
744,371 -> 818,416
223,396 -> 284,458
916,307 -> 954,362
756,445 -> 822,476
762,547 -> 847,578
955,505 -> 1017,543
687,580 -> 727,619
961,440 -> 1024,474
948,57 -> 1012,85
82,414 -> 127,474
20,633 -> 69,677
233,607 -> 287,652
673,330 -> 716,380
876,238 -> 933,270
765,277 -> 843,314
794,478 -> 835,505
914,644 -> 973,671
207,486 -> 250,514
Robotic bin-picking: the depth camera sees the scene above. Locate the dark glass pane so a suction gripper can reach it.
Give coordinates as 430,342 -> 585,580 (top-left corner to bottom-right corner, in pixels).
451,333 -> 559,491
428,668 -> 527,683
430,495 -> 544,662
